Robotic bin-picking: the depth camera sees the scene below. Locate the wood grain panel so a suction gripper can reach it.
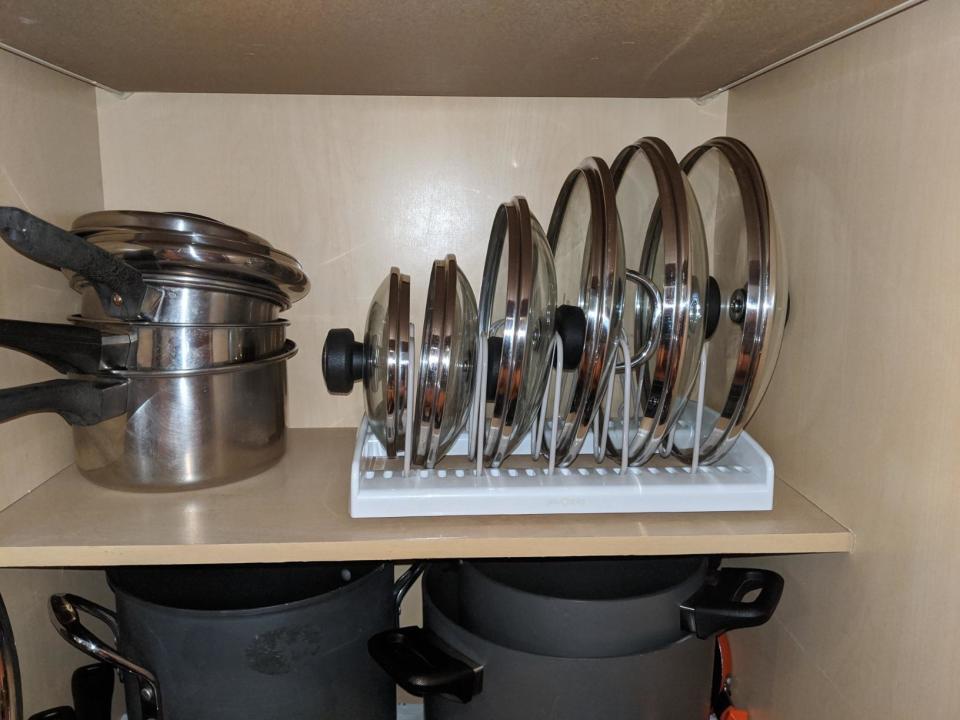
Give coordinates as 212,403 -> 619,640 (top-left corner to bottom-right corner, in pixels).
95,91 -> 727,428
0,1 -> 904,97
0,429 -> 851,567
0,50 -> 113,716
725,0 -> 959,716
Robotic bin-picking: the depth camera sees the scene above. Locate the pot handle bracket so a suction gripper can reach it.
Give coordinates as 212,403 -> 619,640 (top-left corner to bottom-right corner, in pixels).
679,567 -> 784,639
368,626 -> 483,703
48,594 -> 163,720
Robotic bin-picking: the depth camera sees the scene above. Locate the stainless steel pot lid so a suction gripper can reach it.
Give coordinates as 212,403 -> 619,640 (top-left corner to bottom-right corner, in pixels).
70,213 -> 310,304
478,197 -> 557,466
322,268 -> 410,457
607,138 -> 708,465
0,594 -> 21,720
545,157 -> 624,466
414,255 -> 478,468
673,138 -> 788,464
72,210 -> 271,247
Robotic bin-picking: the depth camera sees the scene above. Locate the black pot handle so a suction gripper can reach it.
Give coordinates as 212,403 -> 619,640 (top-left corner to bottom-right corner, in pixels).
0,207 -> 156,321
49,594 -> 162,720
368,626 -> 483,703
0,379 -> 127,426
0,320 -> 105,374
680,567 -> 784,639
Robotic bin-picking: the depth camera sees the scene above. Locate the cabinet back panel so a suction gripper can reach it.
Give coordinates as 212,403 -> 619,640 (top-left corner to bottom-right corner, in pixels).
96,92 -> 727,428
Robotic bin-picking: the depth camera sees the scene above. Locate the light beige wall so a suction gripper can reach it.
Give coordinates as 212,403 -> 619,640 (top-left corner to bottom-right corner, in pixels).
95,91 -> 727,428
0,51 -> 115,714
726,1 -> 960,717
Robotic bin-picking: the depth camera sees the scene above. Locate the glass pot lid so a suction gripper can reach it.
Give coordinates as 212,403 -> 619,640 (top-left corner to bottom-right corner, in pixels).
321,267 -> 410,457
545,157 -> 624,466
608,137 -> 708,465
673,137 -> 788,464
413,255 -> 478,468
478,197 -> 557,467
70,212 -> 310,304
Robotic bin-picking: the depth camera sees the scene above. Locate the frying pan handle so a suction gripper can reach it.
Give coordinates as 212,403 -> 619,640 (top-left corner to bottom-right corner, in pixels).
680,567 -> 784,639
0,379 -> 127,426
616,270 -> 663,372
368,626 -> 483,703
0,320 -> 104,374
49,594 -> 162,720
0,207 -> 158,321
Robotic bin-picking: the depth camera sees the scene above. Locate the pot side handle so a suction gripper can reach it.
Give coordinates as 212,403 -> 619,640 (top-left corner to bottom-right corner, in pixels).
0,320 -> 104,375
679,567 -> 784,639
0,207 -> 155,321
0,379 -> 127,426
49,594 -> 162,720
368,626 -> 483,703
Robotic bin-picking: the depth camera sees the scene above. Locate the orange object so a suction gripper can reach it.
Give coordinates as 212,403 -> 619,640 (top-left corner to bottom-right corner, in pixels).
721,708 -> 750,720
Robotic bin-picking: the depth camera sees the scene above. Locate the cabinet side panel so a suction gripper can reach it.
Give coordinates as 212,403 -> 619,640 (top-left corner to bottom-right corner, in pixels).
0,49 -> 111,714
726,0 -> 960,717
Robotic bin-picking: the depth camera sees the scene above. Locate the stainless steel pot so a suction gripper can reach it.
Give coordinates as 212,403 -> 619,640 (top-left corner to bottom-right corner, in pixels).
49,562 -> 397,720
74,272 -> 289,324
0,208 -> 308,324
370,560 -> 783,720
0,342 -> 295,491
0,318 -> 287,373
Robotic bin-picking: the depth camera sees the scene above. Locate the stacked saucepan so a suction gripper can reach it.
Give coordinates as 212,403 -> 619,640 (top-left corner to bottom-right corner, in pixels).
0,208 -> 309,490
323,136 -> 788,468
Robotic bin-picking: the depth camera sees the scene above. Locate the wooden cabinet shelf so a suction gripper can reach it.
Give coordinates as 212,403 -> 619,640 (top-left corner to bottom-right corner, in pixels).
0,429 -> 851,567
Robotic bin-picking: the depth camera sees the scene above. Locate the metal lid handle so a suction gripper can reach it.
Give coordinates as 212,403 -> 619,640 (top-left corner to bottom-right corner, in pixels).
616,270 -> 663,371
49,594 -> 162,720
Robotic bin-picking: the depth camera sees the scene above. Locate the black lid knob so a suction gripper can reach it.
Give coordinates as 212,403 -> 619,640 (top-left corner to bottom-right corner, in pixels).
705,275 -> 721,340
322,328 -> 365,394
555,304 -> 586,370
485,336 -> 504,402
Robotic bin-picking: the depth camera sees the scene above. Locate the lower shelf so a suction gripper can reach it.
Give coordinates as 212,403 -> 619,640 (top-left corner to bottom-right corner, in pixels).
0,428 -> 852,567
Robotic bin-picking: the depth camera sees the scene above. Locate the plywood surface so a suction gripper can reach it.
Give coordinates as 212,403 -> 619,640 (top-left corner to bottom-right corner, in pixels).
1,0 -> 904,97
0,429 -> 851,567
724,0 -> 960,716
95,92 -> 726,428
0,50 -> 115,716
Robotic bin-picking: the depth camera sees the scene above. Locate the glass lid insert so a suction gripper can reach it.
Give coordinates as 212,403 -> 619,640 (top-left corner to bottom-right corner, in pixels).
321,267 -> 409,458
673,137 -> 788,464
414,255 -> 478,468
478,197 -> 557,467
545,157 -> 624,466
609,137 -> 708,465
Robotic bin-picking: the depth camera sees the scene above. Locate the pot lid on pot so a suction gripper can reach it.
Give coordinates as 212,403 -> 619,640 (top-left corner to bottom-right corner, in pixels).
610,137 -> 708,465
672,138 -> 788,464
545,157 -> 624,466
413,255 -> 478,469
322,267 -> 411,458
70,211 -> 310,304
478,197 -> 556,467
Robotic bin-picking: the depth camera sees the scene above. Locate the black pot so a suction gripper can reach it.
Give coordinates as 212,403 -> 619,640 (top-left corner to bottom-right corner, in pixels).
370,559 -> 783,720
50,562 -> 397,720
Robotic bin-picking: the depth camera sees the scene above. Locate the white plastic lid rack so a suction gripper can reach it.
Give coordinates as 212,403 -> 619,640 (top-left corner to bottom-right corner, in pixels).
350,323 -> 774,519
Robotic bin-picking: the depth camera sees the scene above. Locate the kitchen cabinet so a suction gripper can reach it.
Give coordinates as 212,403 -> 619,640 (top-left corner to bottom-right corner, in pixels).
0,0 -> 954,717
